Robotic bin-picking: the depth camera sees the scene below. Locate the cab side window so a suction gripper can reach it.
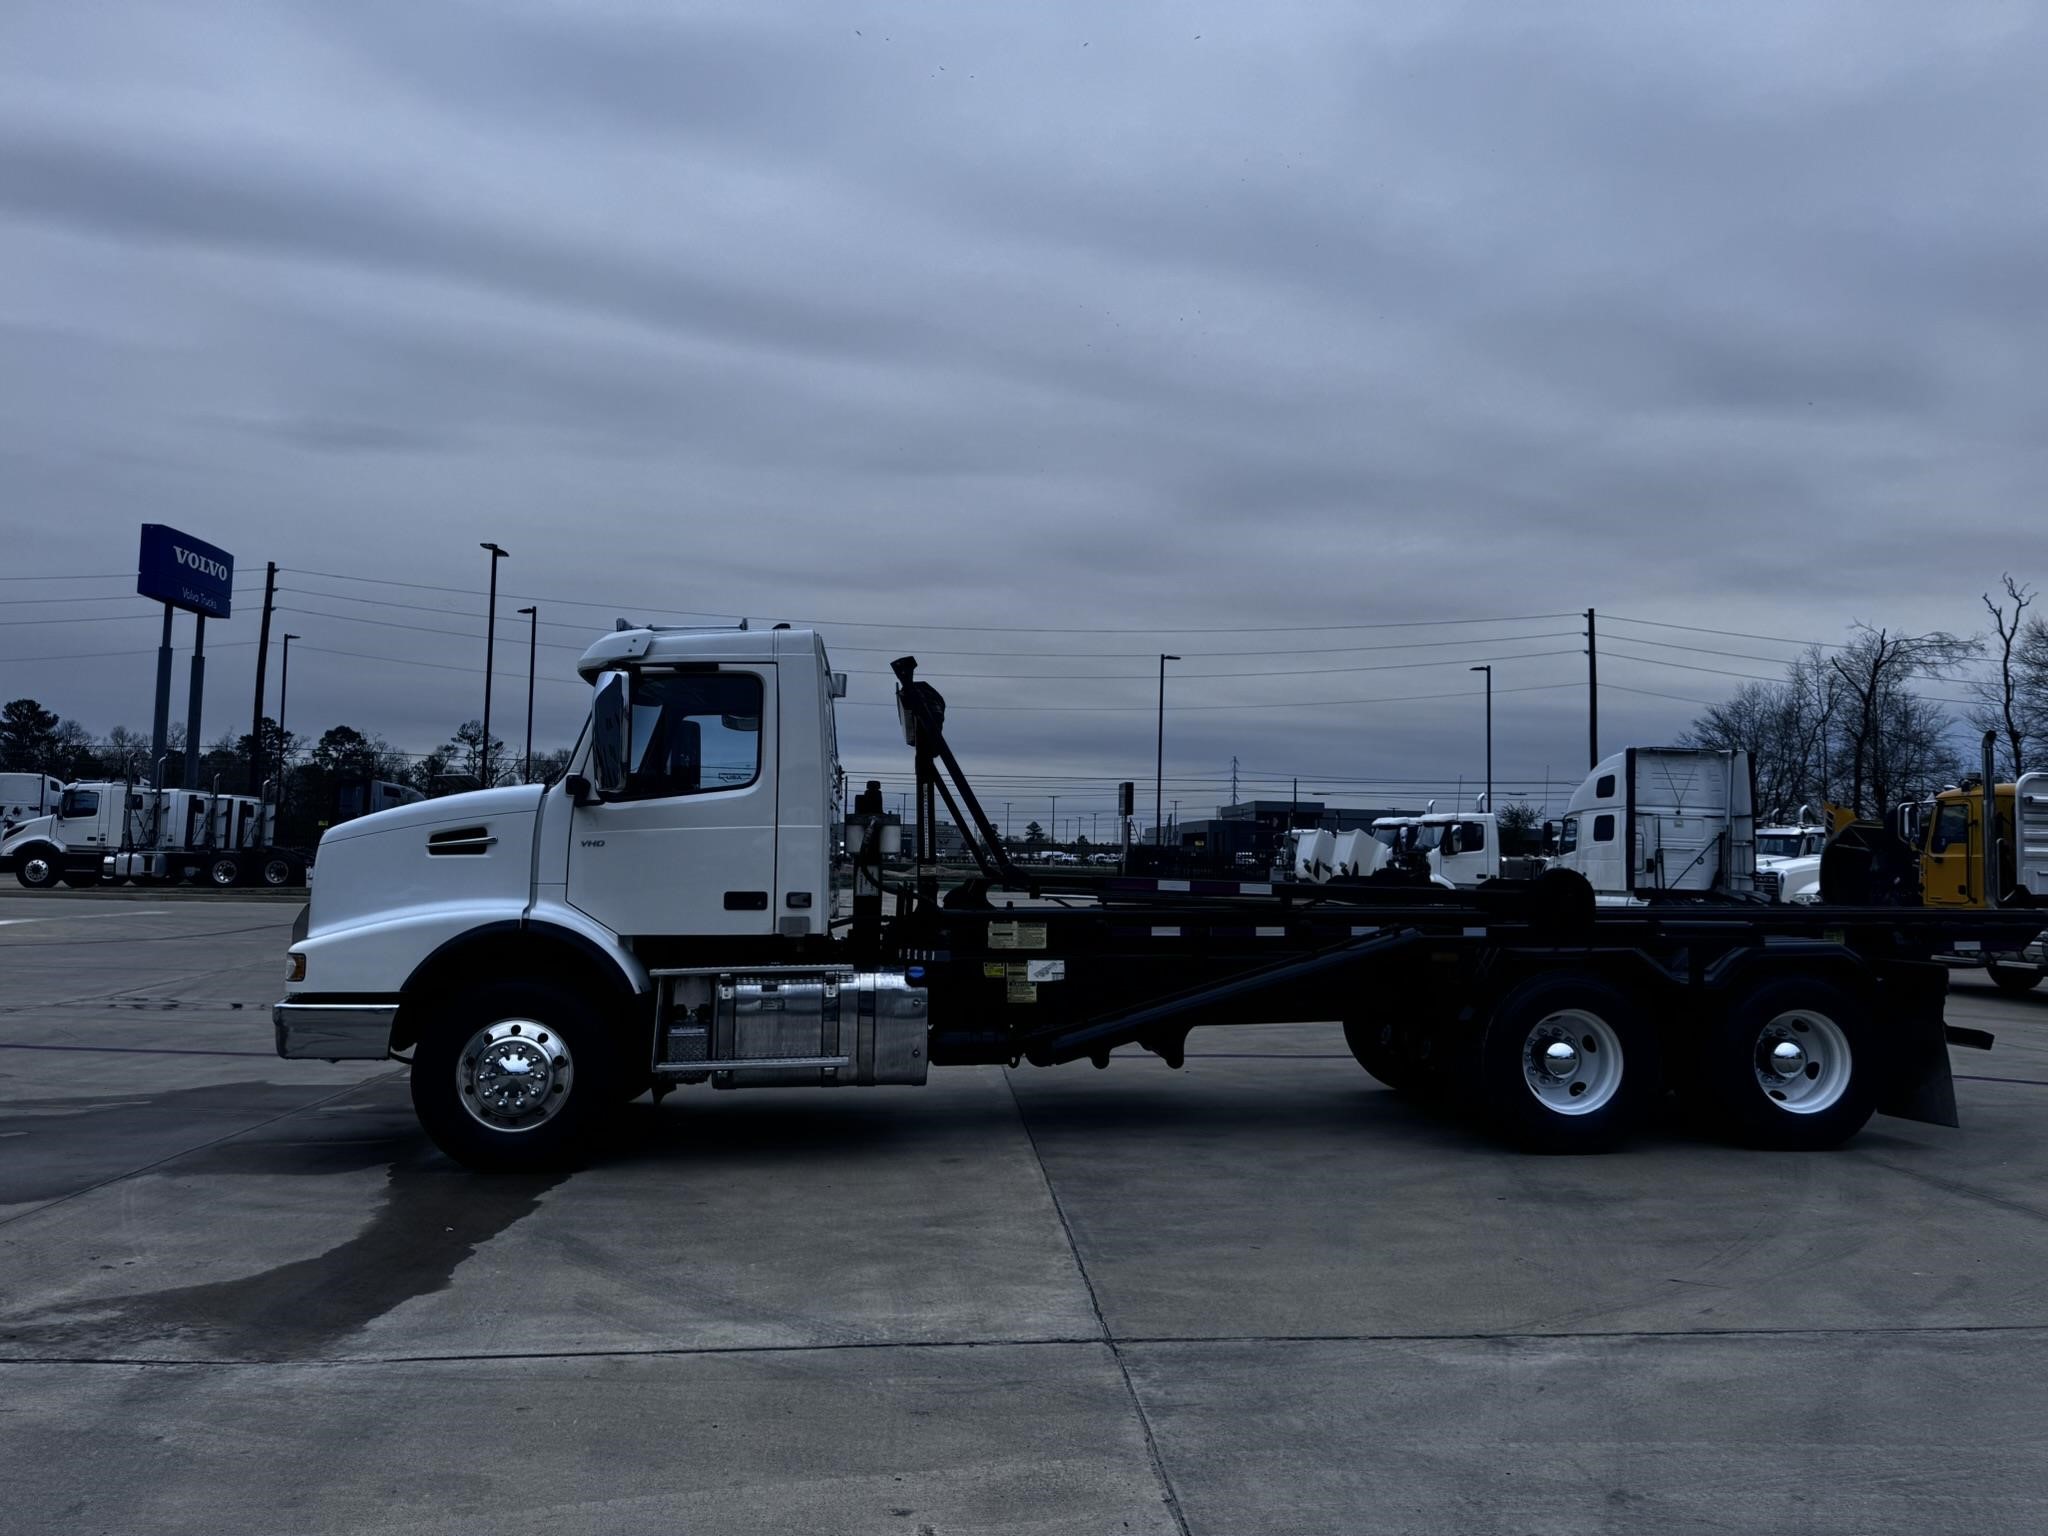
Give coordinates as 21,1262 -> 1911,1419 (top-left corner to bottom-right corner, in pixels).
1593,813 -> 1616,842
622,673 -> 763,802
1457,821 -> 1486,852
59,788 -> 100,819
1929,803 -> 1970,853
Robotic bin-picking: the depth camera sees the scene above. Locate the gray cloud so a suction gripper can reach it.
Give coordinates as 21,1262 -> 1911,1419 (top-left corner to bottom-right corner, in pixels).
0,0 -> 2042,823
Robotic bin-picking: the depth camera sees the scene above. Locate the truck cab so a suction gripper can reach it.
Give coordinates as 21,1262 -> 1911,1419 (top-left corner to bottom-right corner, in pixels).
1,782 -> 124,888
1545,748 -> 1757,901
1753,823 -> 1829,905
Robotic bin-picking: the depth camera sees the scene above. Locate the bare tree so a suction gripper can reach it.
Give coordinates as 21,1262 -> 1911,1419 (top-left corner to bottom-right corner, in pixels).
1829,625 -> 1979,816
1969,575 -> 2035,779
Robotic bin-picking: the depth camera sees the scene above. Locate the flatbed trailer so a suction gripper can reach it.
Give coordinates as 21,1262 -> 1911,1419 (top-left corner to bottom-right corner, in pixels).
276,632 -> 2046,1170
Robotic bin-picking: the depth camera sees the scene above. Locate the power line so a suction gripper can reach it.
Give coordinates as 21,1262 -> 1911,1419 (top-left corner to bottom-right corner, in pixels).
281,567 -> 1578,636
1604,613 -> 1841,649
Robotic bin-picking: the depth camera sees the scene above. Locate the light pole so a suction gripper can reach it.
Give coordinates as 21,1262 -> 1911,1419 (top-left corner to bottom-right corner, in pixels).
1156,653 -> 1180,845
1469,665 -> 1493,810
277,633 -> 300,811
479,542 -> 509,786
517,605 -> 537,782
1050,795 -> 1058,847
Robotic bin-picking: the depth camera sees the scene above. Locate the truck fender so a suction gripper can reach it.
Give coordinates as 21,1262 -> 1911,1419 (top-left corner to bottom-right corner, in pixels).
394,919 -> 649,1053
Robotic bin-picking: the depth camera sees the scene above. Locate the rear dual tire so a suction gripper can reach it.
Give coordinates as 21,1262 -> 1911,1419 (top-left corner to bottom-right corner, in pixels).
1478,975 -> 1660,1153
1694,977 -> 1876,1150
1988,963 -> 2043,996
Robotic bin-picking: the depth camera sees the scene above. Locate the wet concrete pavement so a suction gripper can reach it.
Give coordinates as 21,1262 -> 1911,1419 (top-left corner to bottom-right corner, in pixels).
3,890 -> 2047,1533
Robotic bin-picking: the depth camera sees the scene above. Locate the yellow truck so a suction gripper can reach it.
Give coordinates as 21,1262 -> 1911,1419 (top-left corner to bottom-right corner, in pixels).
1819,738 -> 2046,992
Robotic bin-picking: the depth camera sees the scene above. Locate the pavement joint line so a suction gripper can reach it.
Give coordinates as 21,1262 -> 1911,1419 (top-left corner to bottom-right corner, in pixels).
1002,1068 -> 1194,1536
11,1321 -> 2048,1371
0,1069 -> 406,1233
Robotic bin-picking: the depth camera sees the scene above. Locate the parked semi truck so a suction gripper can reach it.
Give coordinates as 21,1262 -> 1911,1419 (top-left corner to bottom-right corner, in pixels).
271,623 -> 2048,1172
1,781 -> 305,889
0,773 -> 66,870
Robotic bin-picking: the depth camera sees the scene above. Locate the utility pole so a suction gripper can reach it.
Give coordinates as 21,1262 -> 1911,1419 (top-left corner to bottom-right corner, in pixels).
1230,754 -> 1239,806
1469,664 -> 1492,810
277,633 -> 300,804
1171,798 -> 1180,844
249,561 -> 276,795
1155,654 -> 1179,845
480,542 -> 509,787
517,605 -> 537,782
1004,801 -> 1011,842
1050,794 -> 1058,846
1586,608 -> 1599,769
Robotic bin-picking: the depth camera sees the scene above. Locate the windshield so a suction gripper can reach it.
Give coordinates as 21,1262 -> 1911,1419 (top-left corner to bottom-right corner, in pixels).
1757,834 -> 1802,859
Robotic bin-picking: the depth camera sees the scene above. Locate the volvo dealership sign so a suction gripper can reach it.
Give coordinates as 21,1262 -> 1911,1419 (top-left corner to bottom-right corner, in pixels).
137,524 -> 234,618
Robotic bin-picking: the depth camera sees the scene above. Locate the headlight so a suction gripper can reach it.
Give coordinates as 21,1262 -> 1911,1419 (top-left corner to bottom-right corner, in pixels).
285,951 -> 307,983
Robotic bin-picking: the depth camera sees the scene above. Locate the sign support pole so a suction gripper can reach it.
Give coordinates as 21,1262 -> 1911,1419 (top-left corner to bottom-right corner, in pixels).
151,603 -> 175,787
184,614 -> 207,791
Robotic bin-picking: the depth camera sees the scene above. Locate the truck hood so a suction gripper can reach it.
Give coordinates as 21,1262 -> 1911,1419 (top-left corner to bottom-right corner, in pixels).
0,814 -> 54,855
305,785 -> 545,939
317,785 -> 545,847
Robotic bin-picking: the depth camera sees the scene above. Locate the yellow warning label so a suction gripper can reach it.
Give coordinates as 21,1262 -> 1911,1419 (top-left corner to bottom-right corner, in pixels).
983,962 -> 1008,979
988,921 -> 1049,950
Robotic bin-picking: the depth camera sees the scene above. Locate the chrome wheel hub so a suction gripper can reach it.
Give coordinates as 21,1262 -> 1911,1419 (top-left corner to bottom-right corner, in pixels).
1521,1009 -> 1625,1117
458,1019 -> 573,1132
1752,1011 -> 1850,1114
24,857 -> 50,885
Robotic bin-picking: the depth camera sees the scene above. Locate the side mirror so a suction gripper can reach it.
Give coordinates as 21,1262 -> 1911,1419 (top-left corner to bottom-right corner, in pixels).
1542,823 -> 1558,854
564,774 -> 593,806
590,671 -> 631,796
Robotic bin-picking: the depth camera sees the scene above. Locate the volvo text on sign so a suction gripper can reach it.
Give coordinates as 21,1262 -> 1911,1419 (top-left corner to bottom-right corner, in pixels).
137,524 -> 234,619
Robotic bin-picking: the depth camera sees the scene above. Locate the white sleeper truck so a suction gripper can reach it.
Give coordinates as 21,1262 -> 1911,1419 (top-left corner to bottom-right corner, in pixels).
274,623 -> 2048,1171
1,782 -> 305,889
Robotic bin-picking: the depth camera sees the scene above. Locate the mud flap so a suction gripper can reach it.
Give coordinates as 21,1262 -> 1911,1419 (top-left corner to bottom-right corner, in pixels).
1876,959 -> 1966,1128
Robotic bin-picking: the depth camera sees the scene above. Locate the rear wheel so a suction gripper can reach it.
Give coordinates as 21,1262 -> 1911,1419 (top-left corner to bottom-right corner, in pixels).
258,853 -> 298,889
410,978 -> 619,1172
1478,974 -> 1659,1152
1987,962 -> 2043,996
14,848 -> 60,890
205,854 -> 242,888
1700,977 -> 1876,1149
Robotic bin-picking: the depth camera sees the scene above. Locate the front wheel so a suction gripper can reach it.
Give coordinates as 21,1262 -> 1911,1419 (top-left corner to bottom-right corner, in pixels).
1698,977 -> 1876,1150
1342,1015 -> 1408,1091
1987,963 -> 2043,996
410,979 -> 619,1172
14,848 -> 60,890
1478,974 -> 1660,1153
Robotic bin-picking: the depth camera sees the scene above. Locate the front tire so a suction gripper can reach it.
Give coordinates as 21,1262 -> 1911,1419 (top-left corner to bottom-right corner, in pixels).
1700,977 -> 1876,1150
410,979 -> 619,1172
1342,1014 -> 1409,1091
14,847 -> 60,890
1478,973 -> 1659,1153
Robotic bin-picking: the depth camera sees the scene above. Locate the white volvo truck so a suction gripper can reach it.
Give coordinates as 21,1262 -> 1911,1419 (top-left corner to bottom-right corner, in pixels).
275,623 -> 2048,1172
1,782 -> 304,889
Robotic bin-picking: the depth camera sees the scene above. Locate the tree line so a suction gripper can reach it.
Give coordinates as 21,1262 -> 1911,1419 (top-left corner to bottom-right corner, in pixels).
1683,579 -> 2045,819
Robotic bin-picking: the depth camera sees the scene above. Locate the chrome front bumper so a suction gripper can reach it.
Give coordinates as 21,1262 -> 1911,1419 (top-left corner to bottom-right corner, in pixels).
273,1000 -> 399,1061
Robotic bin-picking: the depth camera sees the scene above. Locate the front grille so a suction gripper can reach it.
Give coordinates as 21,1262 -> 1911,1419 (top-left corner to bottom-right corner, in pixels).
1754,869 -> 1783,902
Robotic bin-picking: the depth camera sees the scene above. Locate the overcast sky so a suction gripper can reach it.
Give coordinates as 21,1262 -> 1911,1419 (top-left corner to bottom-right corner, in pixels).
2,1 -> 2042,826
